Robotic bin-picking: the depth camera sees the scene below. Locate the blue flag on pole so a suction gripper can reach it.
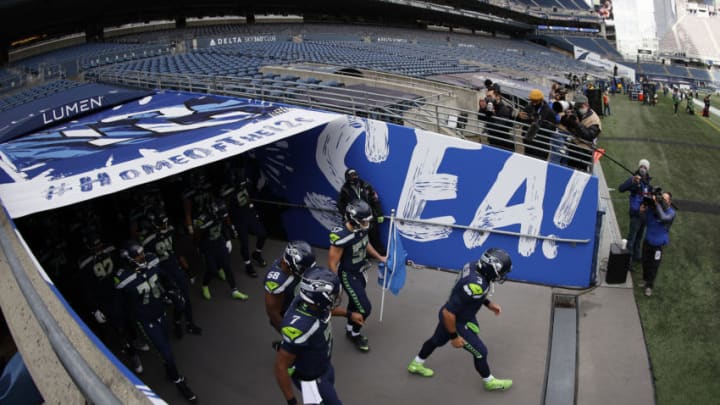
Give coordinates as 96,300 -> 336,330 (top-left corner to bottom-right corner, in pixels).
378,225 -> 407,295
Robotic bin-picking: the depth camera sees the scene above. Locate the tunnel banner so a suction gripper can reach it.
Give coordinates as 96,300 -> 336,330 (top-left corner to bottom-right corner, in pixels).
0,91 -> 340,218
253,116 -> 599,288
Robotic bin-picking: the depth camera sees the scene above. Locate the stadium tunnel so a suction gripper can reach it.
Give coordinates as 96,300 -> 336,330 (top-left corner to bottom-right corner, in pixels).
0,82 -> 602,402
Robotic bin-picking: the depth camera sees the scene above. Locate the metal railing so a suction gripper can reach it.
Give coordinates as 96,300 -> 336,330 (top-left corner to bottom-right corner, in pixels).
89,68 -> 595,171
0,218 -> 122,405
252,198 -> 590,243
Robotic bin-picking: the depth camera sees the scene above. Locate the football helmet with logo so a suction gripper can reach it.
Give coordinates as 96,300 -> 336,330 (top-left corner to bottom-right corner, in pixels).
120,240 -> 147,270
283,240 -> 317,277
344,200 -> 373,231
477,248 -> 512,284
298,266 -> 341,313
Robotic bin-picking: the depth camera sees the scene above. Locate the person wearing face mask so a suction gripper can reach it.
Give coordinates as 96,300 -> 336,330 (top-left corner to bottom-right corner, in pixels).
638,190 -> 675,297
517,89 -> 556,161
564,94 -> 602,172
337,168 -> 386,256
549,100 -> 572,166
618,159 -> 652,265
328,200 -> 387,353
480,85 -> 515,152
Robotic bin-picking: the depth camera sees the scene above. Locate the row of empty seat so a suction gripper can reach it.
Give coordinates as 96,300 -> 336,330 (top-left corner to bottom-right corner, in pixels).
0,80 -> 84,112
637,63 -> 716,82
513,0 -> 592,11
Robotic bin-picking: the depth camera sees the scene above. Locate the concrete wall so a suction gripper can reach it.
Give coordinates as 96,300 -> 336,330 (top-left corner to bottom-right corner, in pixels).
0,209 -> 153,404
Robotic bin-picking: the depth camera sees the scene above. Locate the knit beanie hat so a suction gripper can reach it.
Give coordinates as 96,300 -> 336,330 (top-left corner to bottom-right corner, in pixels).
638,159 -> 650,171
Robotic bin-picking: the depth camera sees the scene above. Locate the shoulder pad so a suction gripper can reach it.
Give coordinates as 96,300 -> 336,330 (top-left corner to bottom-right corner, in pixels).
462,282 -> 485,298
329,226 -> 345,243
280,316 -> 320,344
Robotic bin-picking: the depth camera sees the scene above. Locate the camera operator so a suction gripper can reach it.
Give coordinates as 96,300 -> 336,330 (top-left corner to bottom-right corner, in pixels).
563,94 -> 602,172
638,190 -> 675,297
618,159 -> 653,264
517,89 -> 556,161
549,100 -> 572,166
478,85 -> 514,152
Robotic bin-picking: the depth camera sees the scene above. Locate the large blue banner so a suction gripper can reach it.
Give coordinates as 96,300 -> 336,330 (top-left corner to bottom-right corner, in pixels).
253,116 -> 598,288
0,91 -> 340,218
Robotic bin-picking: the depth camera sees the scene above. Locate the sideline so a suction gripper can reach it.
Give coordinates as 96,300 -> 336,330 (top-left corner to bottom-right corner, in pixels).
693,99 -> 720,133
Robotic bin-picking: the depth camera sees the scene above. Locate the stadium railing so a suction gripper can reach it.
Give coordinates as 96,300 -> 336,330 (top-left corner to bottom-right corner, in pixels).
91,68 -> 595,171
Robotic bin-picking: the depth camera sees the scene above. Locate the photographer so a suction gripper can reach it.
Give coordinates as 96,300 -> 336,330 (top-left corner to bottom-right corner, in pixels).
563,94 -> 602,172
517,89 -> 556,161
549,100 -> 572,166
478,86 -> 514,151
639,190 -> 675,297
618,159 -> 653,264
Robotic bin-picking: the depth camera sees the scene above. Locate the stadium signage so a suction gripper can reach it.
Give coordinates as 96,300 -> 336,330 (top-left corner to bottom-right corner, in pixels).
376,37 -> 408,43
0,93 -> 339,218
573,46 -> 636,78
262,116 -> 599,287
41,96 -> 104,125
209,35 -> 276,46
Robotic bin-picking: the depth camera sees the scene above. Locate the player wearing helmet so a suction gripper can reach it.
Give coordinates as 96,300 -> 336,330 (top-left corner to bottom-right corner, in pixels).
193,199 -> 248,301
141,209 -> 202,338
266,241 -> 364,351
219,163 -> 268,278
407,248 -> 514,392
77,230 -> 147,374
274,267 -> 344,405
264,240 -> 318,333
328,200 -> 386,353
114,240 -> 198,403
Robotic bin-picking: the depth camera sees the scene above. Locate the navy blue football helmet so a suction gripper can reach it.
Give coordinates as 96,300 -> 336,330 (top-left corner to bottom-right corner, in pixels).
283,240 -> 317,277
298,266 -> 341,312
146,209 -> 170,232
345,200 -> 373,231
121,240 -> 147,269
210,200 -> 229,219
477,248 -> 512,284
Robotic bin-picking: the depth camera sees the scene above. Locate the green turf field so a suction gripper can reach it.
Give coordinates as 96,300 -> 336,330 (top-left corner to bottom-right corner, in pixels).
600,91 -> 720,405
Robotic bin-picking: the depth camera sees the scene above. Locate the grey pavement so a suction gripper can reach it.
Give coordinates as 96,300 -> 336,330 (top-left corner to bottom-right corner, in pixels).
136,162 -> 655,405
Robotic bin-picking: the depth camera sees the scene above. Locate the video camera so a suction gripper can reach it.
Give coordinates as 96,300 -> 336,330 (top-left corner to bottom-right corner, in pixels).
642,186 -> 664,208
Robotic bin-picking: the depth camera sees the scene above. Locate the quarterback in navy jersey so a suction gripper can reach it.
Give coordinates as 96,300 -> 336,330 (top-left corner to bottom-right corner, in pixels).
275,267 -> 345,405
407,248 -> 514,392
328,200 -> 386,353
114,241 -> 198,402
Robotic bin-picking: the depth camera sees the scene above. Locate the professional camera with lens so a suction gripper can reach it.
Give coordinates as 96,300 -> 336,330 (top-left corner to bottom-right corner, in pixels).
642,187 -> 664,208
485,96 -> 495,113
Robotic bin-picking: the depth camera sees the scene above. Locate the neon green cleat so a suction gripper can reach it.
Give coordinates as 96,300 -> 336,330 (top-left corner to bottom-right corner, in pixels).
288,366 -> 295,377
217,269 -> 226,281
484,377 -> 513,391
201,286 -> 211,300
231,289 -> 249,300
407,360 -> 434,377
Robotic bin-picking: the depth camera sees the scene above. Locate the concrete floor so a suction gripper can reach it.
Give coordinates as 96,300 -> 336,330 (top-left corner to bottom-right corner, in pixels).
137,238 -> 553,405
135,163 -> 655,405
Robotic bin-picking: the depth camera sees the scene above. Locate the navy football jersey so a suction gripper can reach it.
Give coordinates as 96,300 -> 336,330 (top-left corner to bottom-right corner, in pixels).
443,262 -> 492,324
329,224 -> 368,274
193,213 -> 226,243
78,245 -> 118,281
141,227 -> 176,263
264,259 -> 300,315
114,254 -> 166,322
280,299 -> 333,380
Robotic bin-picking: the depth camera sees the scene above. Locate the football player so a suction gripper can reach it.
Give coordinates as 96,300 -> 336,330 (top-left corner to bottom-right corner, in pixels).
407,248 -> 514,392
328,200 -> 386,353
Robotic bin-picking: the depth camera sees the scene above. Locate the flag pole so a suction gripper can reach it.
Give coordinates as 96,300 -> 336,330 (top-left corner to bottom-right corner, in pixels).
379,208 -> 395,323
